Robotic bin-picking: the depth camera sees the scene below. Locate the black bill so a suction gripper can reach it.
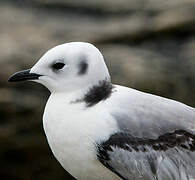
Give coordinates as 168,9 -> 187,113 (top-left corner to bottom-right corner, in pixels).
8,69 -> 42,82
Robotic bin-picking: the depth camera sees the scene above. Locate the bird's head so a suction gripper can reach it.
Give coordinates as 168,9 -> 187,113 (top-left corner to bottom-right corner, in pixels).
8,42 -> 110,93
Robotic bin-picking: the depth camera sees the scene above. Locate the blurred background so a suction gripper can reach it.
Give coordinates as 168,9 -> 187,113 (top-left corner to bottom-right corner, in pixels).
1,0 -> 195,179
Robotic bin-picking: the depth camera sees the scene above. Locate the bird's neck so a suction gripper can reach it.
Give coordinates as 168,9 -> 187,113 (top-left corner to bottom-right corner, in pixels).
50,78 -> 113,107
81,79 -> 113,107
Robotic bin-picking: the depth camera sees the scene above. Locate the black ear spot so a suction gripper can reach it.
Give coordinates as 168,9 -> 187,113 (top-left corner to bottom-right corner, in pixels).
78,61 -> 88,75
52,62 -> 65,70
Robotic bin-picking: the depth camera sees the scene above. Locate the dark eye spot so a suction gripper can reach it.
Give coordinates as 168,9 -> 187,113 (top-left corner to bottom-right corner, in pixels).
52,62 -> 65,70
78,61 -> 88,75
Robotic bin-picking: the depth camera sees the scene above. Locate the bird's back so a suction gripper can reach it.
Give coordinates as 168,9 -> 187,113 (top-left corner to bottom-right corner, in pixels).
107,85 -> 195,138
97,85 -> 195,180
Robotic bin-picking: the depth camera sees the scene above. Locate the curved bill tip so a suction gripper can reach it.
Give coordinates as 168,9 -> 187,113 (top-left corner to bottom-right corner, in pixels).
8,69 -> 42,82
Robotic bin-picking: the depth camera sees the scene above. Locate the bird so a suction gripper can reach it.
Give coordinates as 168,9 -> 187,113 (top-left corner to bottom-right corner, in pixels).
8,42 -> 195,180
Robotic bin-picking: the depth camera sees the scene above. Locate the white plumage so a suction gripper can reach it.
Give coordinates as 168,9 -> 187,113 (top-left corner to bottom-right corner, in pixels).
9,42 -> 195,180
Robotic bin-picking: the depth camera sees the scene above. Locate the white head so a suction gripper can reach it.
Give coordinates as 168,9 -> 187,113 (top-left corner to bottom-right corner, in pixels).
9,42 -> 110,93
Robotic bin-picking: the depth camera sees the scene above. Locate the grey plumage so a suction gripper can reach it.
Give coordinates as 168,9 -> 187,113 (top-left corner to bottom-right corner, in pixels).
97,85 -> 195,180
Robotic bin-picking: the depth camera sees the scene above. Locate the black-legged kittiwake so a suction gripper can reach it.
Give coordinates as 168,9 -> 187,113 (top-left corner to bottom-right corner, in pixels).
8,42 -> 195,180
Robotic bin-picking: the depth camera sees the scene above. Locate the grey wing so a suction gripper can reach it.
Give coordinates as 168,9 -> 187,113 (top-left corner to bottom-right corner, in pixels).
97,86 -> 195,180
97,131 -> 195,180
110,87 -> 195,139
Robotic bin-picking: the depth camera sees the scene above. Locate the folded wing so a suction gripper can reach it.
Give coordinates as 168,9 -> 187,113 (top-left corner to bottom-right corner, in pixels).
97,85 -> 195,180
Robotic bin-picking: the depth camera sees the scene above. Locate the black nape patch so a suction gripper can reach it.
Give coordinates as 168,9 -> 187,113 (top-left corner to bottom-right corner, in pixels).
84,80 -> 114,107
78,61 -> 88,75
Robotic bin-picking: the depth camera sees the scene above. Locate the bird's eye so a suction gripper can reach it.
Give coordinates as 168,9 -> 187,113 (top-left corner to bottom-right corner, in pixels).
52,62 -> 65,70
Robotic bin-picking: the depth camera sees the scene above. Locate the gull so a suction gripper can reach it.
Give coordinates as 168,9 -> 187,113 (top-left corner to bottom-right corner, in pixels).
8,42 -> 195,180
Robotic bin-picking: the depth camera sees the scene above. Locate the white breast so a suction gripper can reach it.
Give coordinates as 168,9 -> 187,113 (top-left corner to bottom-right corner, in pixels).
43,93 -> 121,180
